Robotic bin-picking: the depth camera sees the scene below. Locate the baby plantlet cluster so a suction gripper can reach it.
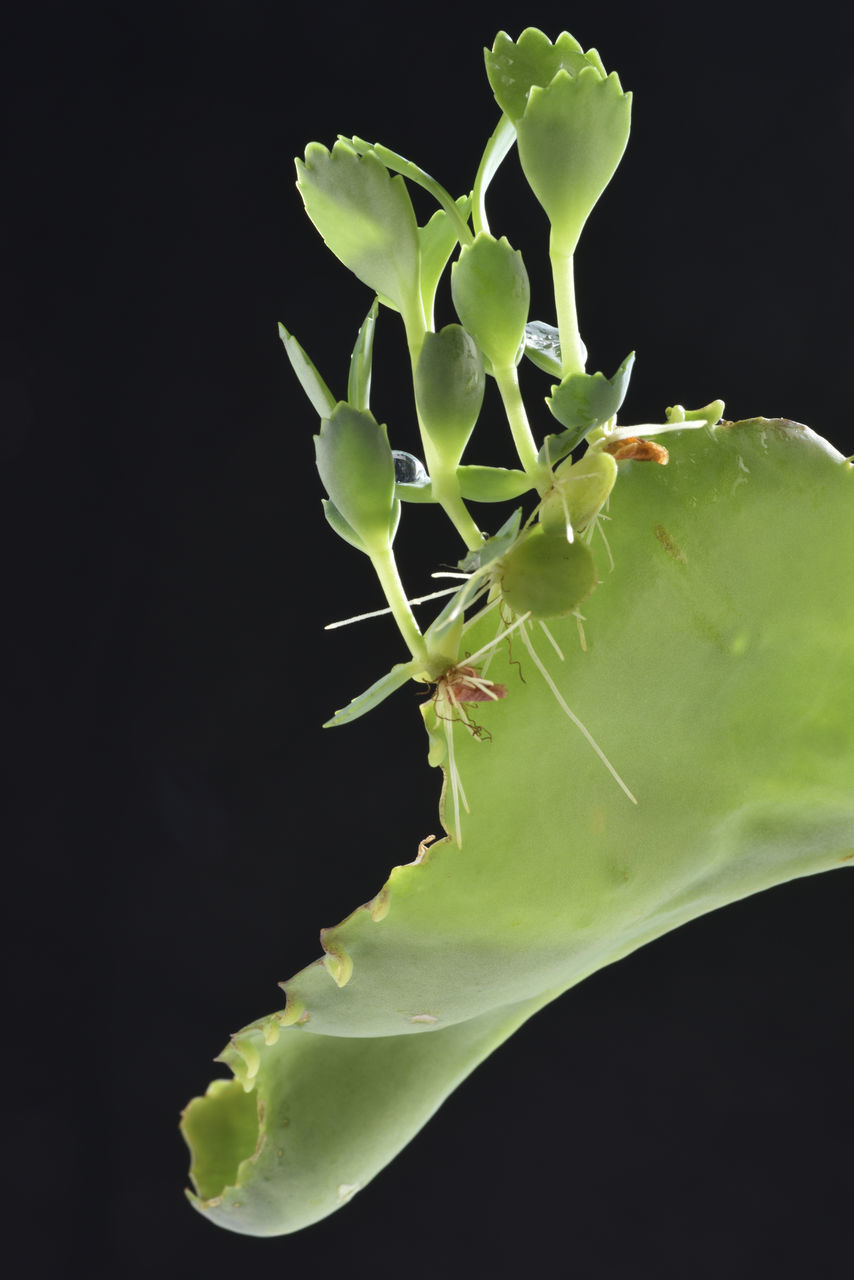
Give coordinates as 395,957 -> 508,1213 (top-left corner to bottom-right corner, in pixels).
181,28 -> 853,1237
281,27 -> 721,826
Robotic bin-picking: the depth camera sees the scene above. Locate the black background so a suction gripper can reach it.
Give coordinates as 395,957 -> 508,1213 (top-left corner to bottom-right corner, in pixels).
4,1 -> 853,1275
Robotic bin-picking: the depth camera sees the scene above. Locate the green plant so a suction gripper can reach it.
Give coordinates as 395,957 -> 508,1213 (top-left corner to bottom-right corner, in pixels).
180,28 -> 854,1236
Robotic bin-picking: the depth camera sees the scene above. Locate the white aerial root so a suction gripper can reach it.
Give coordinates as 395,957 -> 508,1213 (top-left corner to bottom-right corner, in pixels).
579,500 -> 615,572
538,619 -> 565,661
442,699 -> 470,847
519,622 -> 637,805
324,585 -> 461,630
463,610 -> 531,668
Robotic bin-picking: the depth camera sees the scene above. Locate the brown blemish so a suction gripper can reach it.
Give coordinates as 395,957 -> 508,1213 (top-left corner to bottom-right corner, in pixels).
654,523 -> 687,564
604,436 -> 669,464
406,833 -> 436,866
368,884 -> 391,921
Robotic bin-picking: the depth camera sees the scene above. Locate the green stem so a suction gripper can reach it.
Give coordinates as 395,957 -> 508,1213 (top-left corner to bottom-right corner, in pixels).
550,239 -> 586,377
472,114 -> 517,238
427,459 -> 484,552
493,363 -> 550,494
369,545 -> 429,664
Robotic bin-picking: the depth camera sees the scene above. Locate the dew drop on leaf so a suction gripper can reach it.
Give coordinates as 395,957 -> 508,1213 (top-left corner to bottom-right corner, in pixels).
393,450 -> 429,485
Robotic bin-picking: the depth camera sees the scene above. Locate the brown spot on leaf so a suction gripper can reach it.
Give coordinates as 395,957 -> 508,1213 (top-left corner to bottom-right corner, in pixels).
604,436 -> 669,464
654,523 -> 687,563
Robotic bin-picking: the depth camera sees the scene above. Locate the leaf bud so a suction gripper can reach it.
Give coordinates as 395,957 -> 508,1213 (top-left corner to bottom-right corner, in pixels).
315,403 -> 398,550
450,233 -> 530,370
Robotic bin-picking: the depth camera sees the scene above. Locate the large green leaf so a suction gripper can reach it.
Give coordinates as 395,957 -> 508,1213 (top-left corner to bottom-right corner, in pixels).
182,420 -> 853,1234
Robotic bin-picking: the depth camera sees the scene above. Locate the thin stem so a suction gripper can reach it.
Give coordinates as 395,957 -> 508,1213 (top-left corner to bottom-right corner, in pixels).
550,239 -> 586,377
472,114 -> 517,238
493,363 -> 550,493
369,545 -> 429,664
426,458 -> 483,552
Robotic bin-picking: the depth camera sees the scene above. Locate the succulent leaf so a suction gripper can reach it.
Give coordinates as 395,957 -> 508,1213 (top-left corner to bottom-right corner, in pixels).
516,67 -> 631,253
545,351 -> 636,451
523,320 -> 565,377
456,464 -> 532,502
450,233 -> 530,370
323,660 -> 422,728
419,196 -> 472,328
415,325 -> 485,468
296,140 -> 421,324
184,422 -> 854,1236
278,324 -> 337,418
320,498 -> 368,553
346,299 -> 379,411
485,28 -> 596,122
498,524 -> 598,617
539,449 -> 618,536
315,404 -> 397,550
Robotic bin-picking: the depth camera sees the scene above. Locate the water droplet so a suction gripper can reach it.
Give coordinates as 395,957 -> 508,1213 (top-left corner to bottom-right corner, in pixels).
524,321 -> 562,359
410,1013 -> 439,1024
393,450 -> 429,486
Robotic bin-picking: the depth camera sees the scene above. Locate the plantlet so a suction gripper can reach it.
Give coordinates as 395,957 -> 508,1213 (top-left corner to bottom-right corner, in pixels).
180,27 -> 854,1237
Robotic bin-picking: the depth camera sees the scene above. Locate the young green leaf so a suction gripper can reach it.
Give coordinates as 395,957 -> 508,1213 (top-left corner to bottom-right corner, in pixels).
419,196 -> 472,329
415,325 -> 485,469
296,140 -> 422,326
666,400 -> 726,427
347,300 -> 379,412
278,324 -> 337,418
472,113 -> 517,236
321,498 -> 368,553
486,31 -> 631,256
546,352 -> 635,438
456,464 -> 532,502
539,449 -> 618,536
516,68 -> 631,255
485,28 -> 595,122
315,404 -> 397,550
323,660 -> 422,728
523,320 -> 565,378
450,233 -> 530,370
456,506 -> 524,573
498,525 -> 597,618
